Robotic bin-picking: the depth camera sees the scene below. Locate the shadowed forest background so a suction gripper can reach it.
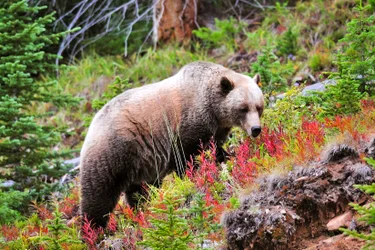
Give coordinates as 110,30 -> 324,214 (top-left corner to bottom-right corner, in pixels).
1,0 -> 375,249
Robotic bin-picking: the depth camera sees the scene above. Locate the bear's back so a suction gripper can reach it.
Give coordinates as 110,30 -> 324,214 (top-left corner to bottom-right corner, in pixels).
80,73 -> 186,158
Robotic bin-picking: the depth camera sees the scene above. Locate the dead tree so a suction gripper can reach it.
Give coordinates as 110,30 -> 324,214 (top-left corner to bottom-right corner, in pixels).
153,0 -> 199,44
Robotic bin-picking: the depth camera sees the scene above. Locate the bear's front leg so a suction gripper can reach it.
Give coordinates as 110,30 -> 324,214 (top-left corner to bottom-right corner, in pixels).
81,173 -> 123,228
215,127 -> 232,163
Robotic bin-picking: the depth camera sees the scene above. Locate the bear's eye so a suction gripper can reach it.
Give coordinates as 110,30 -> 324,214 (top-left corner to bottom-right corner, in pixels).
239,106 -> 248,113
256,106 -> 263,115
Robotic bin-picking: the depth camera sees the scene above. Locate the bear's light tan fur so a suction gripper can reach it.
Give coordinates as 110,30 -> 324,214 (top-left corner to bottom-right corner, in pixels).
80,62 -> 264,228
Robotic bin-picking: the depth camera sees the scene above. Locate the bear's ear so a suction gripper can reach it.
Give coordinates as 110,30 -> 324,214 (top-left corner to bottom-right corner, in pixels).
253,74 -> 261,86
220,77 -> 234,94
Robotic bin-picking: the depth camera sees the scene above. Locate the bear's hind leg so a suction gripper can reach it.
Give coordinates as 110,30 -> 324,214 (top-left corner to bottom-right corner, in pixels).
125,184 -> 148,208
125,179 -> 162,207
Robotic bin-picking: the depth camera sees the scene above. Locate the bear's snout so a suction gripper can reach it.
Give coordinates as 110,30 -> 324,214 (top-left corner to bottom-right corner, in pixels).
251,126 -> 262,137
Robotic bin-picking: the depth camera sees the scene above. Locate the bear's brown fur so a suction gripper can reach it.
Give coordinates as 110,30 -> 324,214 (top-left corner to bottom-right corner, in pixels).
80,62 -> 264,228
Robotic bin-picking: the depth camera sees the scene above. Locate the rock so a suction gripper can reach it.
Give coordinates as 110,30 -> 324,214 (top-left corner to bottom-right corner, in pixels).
293,76 -> 304,83
59,159 -> 80,185
304,234 -> 364,250
222,151 -> 374,249
294,176 -> 309,182
99,238 -> 125,250
365,136 -> 375,158
63,157 -> 80,168
300,79 -> 336,96
0,180 -> 15,188
327,211 -> 353,231
274,79 -> 336,101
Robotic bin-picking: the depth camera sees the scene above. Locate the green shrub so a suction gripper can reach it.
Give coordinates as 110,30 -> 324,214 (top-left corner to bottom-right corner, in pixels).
262,87 -> 305,132
245,29 -> 273,51
321,78 -> 363,117
298,0 -> 372,118
295,77 -> 364,120
0,189 -> 29,225
30,205 -> 82,250
308,52 -> 331,72
250,44 -> 294,104
193,17 -> 246,51
262,1 -> 291,27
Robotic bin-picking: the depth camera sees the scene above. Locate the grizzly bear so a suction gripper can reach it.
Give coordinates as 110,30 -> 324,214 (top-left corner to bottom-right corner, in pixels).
80,62 -> 264,228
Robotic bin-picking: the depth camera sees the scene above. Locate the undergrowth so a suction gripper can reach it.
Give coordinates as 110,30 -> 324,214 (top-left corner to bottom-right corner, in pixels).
2,0 -> 375,249
1,99 -> 374,249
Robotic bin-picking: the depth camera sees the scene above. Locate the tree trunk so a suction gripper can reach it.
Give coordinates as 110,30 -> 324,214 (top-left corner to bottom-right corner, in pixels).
153,0 -> 199,44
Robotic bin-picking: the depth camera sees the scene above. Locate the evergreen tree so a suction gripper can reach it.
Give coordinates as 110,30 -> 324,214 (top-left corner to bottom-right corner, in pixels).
189,193 -> 221,249
276,27 -> 298,57
138,192 -> 193,250
318,54 -> 365,117
0,1 -> 78,198
251,44 -> 293,104
335,0 -> 375,94
31,205 -> 83,249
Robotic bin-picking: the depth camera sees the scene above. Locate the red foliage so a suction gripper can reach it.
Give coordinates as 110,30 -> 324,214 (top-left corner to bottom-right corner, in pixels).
360,99 -> 375,110
204,191 -> 225,222
81,215 -> 103,250
187,141 -> 220,192
107,214 -> 117,233
59,197 -> 77,219
121,205 -> 149,228
25,224 -> 48,236
1,225 -> 19,241
134,210 -> 149,228
294,119 -> 326,162
259,127 -> 285,159
122,205 -> 135,220
301,119 -> 325,144
231,139 -> 257,186
31,201 -> 53,220
324,116 -> 360,140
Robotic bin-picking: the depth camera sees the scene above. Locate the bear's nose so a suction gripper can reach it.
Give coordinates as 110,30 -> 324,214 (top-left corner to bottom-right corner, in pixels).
251,126 -> 262,137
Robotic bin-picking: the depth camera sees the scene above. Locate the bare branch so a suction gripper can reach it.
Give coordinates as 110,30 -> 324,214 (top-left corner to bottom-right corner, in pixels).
32,0 -> 154,65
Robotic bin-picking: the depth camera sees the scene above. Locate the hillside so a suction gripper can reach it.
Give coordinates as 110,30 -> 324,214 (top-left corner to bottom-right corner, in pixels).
1,0 -> 375,249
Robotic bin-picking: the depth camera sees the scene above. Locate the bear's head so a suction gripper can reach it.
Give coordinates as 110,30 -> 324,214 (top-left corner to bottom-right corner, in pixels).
214,70 -> 264,138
